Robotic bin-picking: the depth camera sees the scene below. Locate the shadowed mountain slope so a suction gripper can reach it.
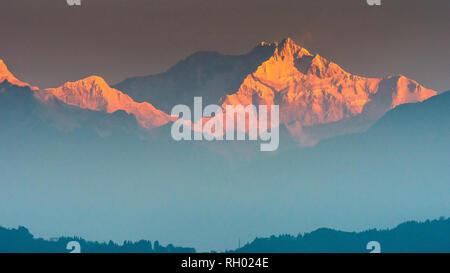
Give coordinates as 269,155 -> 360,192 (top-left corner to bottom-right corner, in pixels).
114,43 -> 277,113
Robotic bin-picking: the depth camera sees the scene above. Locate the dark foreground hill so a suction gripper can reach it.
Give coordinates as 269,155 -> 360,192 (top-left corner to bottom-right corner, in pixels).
0,217 -> 448,253
232,217 -> 450,253
0,225 -> 195,253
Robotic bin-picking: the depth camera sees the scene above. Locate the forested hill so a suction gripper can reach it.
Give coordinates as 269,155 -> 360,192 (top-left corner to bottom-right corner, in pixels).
0,226 -> 195,253
232,218 -> 450,253
1,218 -> 448,253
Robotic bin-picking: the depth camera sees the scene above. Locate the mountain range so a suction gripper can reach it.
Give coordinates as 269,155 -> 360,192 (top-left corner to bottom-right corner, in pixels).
0,39 -> 448,251
0,38 -> 438,146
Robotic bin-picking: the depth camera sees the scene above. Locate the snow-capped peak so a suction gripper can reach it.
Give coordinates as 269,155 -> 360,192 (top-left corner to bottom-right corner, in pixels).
43,75 -> 173,129
221,38 -> 437,146
0,59 -> 39,90
0,59 -> 28,87
275,37 -> 313,59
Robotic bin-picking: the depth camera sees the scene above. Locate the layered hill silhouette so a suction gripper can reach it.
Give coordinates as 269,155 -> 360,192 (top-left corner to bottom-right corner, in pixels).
1,217 -> 448,253
0,225 -> 195,253
234,90 -> 449,203
233,217 -> 450,253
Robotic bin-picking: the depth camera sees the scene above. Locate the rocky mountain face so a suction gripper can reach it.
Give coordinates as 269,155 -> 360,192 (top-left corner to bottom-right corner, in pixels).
221,38 -> 437,145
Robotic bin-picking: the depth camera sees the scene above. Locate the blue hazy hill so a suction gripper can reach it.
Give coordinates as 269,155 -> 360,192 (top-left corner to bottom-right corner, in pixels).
0,79 -> 448,250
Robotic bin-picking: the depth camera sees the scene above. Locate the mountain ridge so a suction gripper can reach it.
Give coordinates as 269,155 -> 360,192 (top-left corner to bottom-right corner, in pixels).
41,76 -> 173,129
232,217 -> 450,253
220,38 -> 437,145
0,38 -> 439,145
0,59 -> 38,90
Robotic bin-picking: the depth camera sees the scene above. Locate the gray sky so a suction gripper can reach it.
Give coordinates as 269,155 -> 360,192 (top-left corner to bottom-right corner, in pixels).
0,0 -> 449,91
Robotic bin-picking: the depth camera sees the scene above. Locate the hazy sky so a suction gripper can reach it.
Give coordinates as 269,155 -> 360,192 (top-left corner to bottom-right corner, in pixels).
0,0 -> 449,91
